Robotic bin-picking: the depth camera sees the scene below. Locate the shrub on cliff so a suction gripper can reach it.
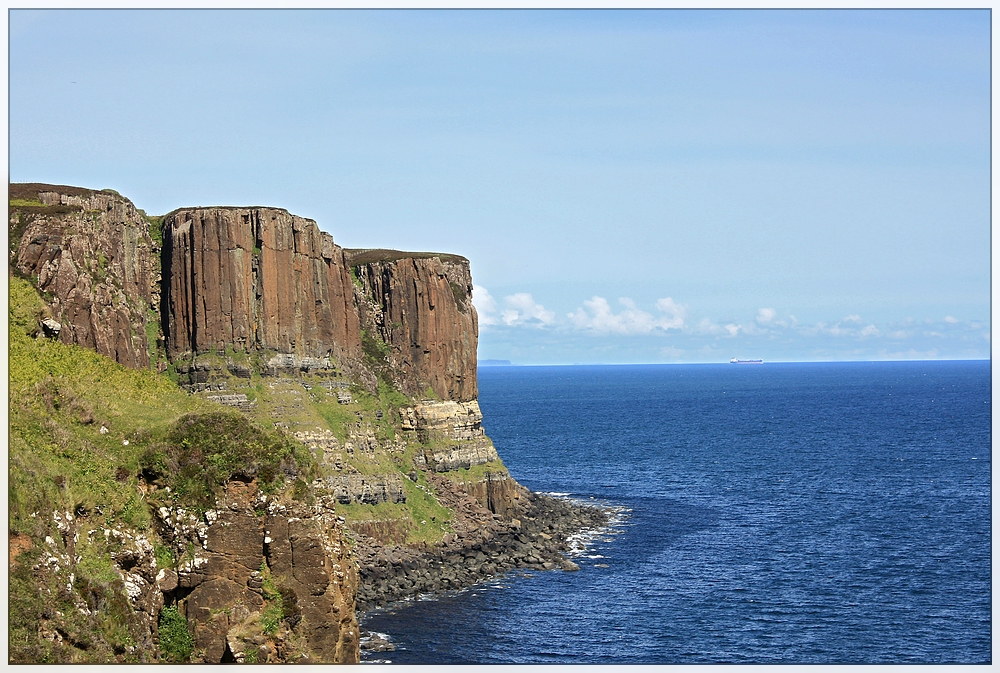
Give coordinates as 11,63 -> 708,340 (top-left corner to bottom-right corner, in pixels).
157,606 -> 193,663
140,412 -> 315,508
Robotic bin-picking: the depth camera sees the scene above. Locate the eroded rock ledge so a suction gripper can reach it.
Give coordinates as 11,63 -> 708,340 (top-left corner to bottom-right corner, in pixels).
157,481 -> 359,664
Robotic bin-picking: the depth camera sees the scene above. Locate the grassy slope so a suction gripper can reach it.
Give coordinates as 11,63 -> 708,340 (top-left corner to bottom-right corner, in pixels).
8,276 -> 213,535
10,269 -> 465,543
233,364 -> 459,545
7,277 -> 312,662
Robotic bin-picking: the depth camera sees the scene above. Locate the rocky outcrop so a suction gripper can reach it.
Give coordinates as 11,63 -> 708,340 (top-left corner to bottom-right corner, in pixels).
295,428 -> 408,505
352,488 -> 610,613
9,184 -> 157,368
162,207 -> 361,366
458,471 -> 520,519
322,474 -> 407,506
11,185 -> 481,404
350,250 -> 478,402
158,480 -> 358,664
401,401 -> 500,471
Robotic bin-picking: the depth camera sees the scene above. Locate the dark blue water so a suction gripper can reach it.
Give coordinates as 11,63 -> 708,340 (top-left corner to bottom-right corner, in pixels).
361,361 -> 991,663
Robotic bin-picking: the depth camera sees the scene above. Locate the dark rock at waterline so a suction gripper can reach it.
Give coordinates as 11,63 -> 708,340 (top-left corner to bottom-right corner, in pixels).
353,492 -> 611,614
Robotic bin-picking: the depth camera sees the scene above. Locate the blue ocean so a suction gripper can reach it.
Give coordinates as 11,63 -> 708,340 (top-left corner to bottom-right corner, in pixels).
361,361 -> 991,664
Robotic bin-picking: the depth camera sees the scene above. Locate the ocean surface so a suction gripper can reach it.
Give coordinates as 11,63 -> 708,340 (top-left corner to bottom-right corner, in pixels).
361,361 -> 991,664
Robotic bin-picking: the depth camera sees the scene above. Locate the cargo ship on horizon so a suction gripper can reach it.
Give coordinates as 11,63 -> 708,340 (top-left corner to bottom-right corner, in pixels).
730,358 -> 764,364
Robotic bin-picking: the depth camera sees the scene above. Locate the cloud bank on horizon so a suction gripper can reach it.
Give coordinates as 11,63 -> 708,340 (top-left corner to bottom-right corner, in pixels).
473,286 -> 989,363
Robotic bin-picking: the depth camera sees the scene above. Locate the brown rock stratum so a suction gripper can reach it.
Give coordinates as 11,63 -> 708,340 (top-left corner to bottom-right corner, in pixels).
351,249 -> 479,402
11,185 -> 479,403
9,184 -> 157,368
163,207 -> 361,364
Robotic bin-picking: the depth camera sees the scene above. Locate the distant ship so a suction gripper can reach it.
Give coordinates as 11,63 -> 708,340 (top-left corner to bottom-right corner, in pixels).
730,358 -> 763,364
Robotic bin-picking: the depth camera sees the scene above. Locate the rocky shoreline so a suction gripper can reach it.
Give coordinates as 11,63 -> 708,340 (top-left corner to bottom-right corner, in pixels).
352,492 -> 611,618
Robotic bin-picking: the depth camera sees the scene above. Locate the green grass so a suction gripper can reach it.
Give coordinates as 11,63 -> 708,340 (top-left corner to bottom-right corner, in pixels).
157,606 -> 193,663
9,198 -> 44,207
335,470 -> 453,545
361,329 -> 389,364
258,562 -> 299,636
140,412 -> 314,511
141,214 -> 165,247
8,274 -> 316,525
9,277 -> 215,532
310,397 -> 358,442
441,459 -> 508,484
145,309 -> 160,367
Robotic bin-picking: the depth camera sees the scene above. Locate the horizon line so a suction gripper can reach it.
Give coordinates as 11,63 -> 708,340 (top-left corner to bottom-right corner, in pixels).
478,358 -> 991,367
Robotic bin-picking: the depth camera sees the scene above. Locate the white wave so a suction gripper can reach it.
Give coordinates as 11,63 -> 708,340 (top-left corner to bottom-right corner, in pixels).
561,501 -> 631,557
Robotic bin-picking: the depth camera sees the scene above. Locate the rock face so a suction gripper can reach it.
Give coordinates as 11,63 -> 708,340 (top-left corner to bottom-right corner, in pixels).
8,184 -> 619,666
322,474 -> 407,506
11,186 -> 480,404
350,250 -> 478,402
162,207 -> 361,365
160,481 -> 359,664
401,401 -> 501,472
9,184 -> 157,368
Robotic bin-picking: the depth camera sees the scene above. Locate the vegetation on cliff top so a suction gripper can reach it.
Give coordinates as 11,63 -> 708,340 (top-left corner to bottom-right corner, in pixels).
345,248 -> 468,266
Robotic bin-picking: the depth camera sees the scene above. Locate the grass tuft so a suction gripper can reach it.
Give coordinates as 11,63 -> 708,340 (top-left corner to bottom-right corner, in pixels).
157,606 -> 193,663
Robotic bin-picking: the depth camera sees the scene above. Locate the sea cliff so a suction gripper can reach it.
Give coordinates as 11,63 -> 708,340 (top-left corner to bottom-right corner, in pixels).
8,183 -> 607,664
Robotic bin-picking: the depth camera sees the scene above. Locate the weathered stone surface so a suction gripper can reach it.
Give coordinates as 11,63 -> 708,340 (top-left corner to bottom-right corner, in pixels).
163,207 -> 361,365
159,481 -> 359,664
401,400 -> 488,439
265,499 -> 360,663
350,250 -> 478,402
401,401 -> 500,471
322,473 -> 407,505
459,470 -> 519,518
205,393 -> 254,412
10,184 -> 156,368
12,186 -> 481,405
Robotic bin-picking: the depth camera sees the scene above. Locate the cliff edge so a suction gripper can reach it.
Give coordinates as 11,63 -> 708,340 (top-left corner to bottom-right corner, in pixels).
8,183 -> 607,664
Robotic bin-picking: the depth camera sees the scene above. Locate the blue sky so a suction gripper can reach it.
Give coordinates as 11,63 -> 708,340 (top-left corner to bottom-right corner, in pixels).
9,9 -> 990,363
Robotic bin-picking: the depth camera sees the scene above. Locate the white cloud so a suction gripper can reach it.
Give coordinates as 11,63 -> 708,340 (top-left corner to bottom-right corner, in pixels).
473,286 -> 499,326
474,288 -> 554,328
756,308 -> 777,325
860,324 -> 880,337
944,316 -> 959,323
568,296 -> 686,335
655,297 -> 687,329
694,318 -> 727,335
843,314 -> 863,324
500,293 -> 555,327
